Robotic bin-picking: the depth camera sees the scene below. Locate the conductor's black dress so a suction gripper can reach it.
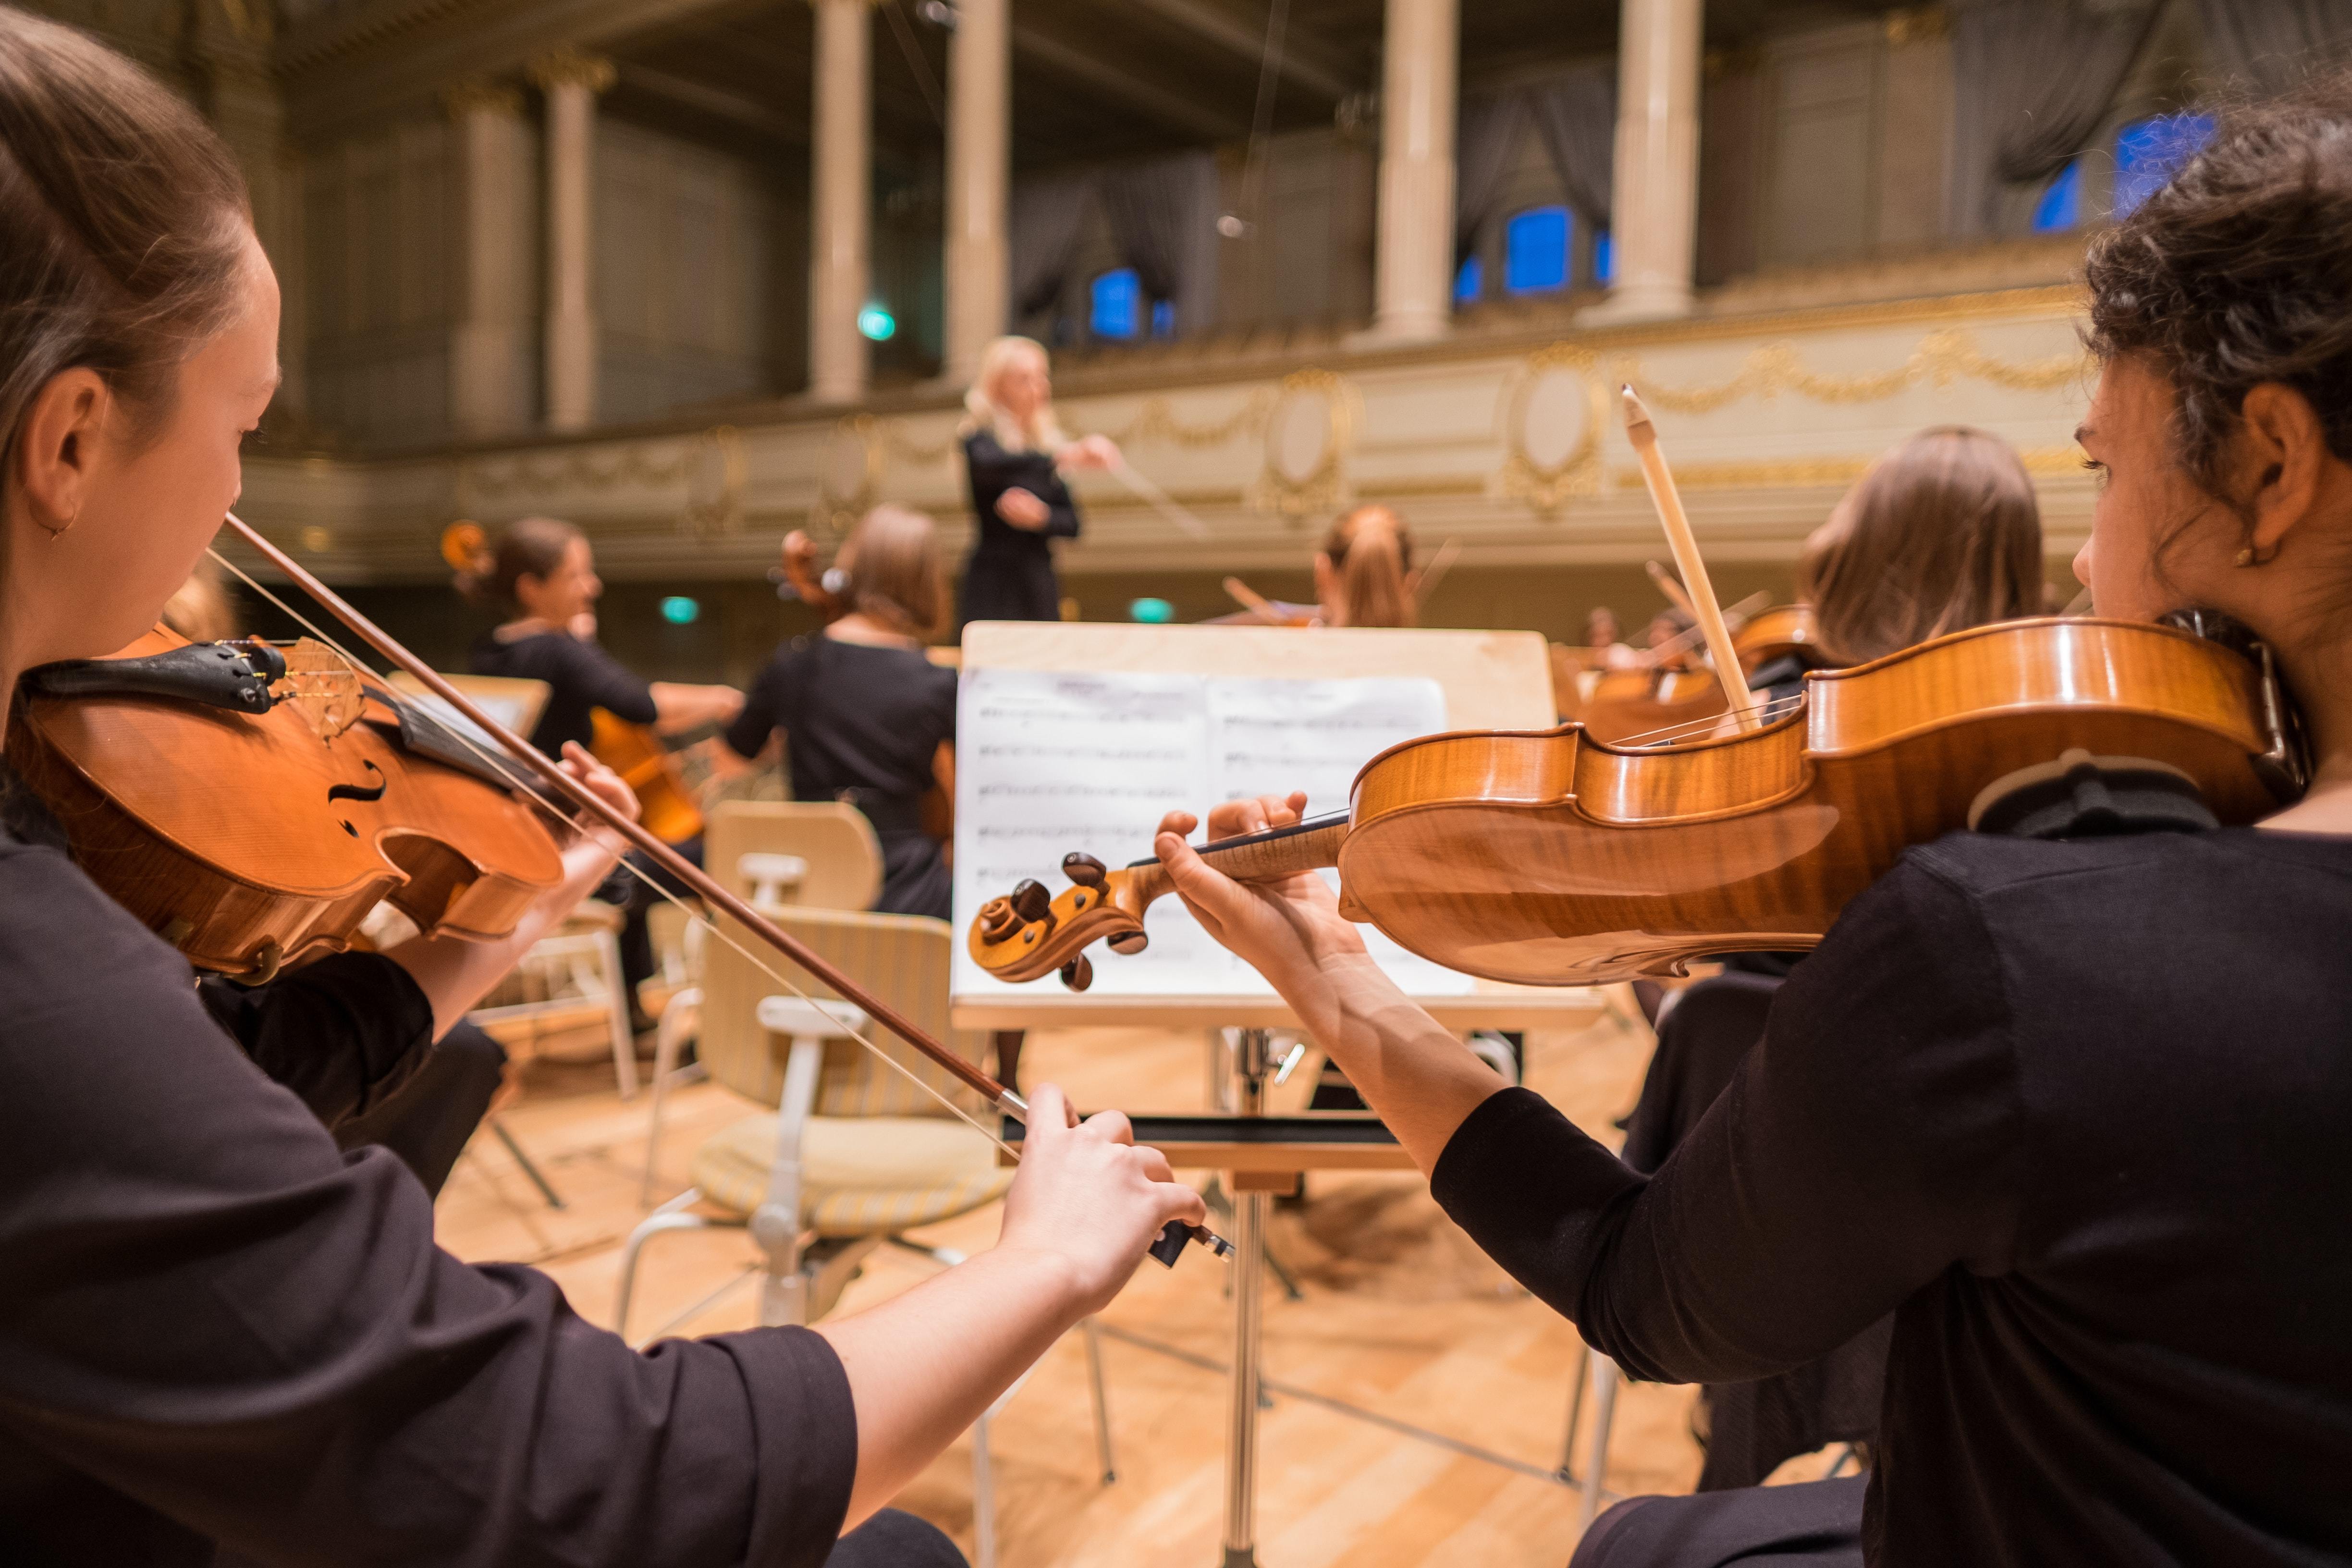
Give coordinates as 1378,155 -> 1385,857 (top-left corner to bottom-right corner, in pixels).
959,429 -> 1078,624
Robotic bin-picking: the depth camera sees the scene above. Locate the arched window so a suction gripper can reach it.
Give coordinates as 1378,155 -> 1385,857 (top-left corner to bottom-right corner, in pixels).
1504,206 -> 1571,294
1455,255 -> 1484,305
2032,160 -> 2082,233
1150,298 -> 1176,338
1090,267 -> 1141,339
2113,112 -> 2215,219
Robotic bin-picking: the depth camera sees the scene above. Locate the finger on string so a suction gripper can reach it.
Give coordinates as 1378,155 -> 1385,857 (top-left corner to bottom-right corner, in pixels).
207,547 -> 1028,1164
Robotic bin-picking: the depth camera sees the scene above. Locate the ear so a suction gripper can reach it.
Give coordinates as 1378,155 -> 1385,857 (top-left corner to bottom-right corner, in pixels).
13,368 -> 112,534
2239,382 -> 2338,553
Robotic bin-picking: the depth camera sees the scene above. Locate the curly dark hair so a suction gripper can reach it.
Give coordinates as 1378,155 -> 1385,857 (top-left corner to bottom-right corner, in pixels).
2084,75 -> 2352,507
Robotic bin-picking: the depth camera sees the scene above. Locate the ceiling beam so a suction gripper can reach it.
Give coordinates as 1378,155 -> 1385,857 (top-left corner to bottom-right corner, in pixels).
615,61 -> 804,144
1121,0 -> 1355,102
1010,23 -> 1244,142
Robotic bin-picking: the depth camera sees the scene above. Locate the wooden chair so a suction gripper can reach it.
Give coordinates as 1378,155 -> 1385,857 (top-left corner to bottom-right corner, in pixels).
703,800 -> 882,912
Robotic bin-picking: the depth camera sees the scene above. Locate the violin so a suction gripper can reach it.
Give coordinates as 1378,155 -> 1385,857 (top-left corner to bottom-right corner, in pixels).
968,613 -> 2303,991
7,626 -> 563,981
214,514 -> 1223,1262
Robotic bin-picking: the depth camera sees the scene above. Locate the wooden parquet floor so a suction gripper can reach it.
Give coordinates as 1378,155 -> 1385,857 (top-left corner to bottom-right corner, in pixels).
433,1009 -> 1831,1568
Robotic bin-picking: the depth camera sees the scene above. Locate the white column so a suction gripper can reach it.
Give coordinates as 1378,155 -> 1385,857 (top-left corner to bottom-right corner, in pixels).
532,48 -> 614,431
943,0 -> 1009,384
808,0 -> 873,404
446,80 -> 533,437
1592,0 -> 1702,321
1363,0 -> 1458,343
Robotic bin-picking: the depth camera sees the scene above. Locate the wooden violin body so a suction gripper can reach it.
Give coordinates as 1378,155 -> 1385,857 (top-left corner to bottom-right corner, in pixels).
8,628 -> 563,980
971,617 -> 2293,989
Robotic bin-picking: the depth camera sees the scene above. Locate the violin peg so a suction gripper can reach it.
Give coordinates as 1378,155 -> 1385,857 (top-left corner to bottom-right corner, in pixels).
1108,931 -> 1149,955
1060,954 -> 1093,992
1009,879 -> 1052,923
976,895 -> 1020,946
1062,851 -> 1107,888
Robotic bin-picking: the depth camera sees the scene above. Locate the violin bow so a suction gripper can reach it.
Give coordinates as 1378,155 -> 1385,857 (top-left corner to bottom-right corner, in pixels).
215,512 -> 1232,1263
1621,390 -> 1764,731
1108,458 -> 1213,540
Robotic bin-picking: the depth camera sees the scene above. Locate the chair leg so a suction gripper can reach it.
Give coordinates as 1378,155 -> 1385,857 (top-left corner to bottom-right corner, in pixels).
488,1116 -> 564,1210
639,988 -> 702,1207
1560,1340 -> 1591,1480
615,1188 -> 708,1342
1084,1316 -> 1117,1484
1578,1354 -> 1621,1531
598,927 -> 639,1099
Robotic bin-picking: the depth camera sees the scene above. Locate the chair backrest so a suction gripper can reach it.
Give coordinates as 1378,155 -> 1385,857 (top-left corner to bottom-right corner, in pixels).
705,800 -> 883,913
697,902 -> 988,1122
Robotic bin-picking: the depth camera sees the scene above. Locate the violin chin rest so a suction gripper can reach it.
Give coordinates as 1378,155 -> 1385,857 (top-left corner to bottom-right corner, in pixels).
1967,748 -> 2217,840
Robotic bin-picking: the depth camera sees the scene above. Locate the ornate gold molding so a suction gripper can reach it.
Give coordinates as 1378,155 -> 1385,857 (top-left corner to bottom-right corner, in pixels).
1610,444 -> 2086,492
1616,328 -> 2085,415
813,415 -> 886,535
529,48 -> 616,95
455,426 -> 747,540
1492,343 -> 1609,514
1248,368 -> 1357,519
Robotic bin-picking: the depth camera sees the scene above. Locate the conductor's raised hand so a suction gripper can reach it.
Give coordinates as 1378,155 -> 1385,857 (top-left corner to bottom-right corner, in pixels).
1153,792 -> 1365,1040
997,1082 -> 1207,1316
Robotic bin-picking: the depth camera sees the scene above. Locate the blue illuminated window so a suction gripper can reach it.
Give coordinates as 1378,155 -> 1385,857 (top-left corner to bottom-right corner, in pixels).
1455,255 -> 1483,304
1150,298 -> 1176,338
1505,206 -> 1571,294
2114,112 -> 2216,219
1090,268 -> 1140,339
1594,229 -> 1613,285
2033,159 -> 2082,233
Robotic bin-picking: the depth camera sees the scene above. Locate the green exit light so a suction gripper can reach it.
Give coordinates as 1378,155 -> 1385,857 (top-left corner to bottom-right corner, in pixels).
1129,597 -> 1174,624
857,304 -> 896,341
660,595 -> 701,625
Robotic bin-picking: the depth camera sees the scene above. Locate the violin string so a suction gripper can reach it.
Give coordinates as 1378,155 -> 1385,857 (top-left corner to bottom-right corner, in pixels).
205,547 -> 1027,1165
1606,691 -> 1806,750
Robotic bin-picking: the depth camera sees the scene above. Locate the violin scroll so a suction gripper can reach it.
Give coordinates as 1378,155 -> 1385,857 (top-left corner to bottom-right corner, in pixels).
967,858 -> 1161,987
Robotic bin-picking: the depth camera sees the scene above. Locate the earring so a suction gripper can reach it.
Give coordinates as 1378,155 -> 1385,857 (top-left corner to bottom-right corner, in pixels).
41,515 -> 74,542
2235,543 -> 2276,567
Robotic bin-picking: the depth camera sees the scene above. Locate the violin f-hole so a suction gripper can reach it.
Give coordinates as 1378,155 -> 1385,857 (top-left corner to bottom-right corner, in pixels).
327,760 -> 389,805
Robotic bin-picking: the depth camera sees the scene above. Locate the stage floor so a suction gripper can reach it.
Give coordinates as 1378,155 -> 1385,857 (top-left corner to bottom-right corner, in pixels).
436,1008 -> 1843,1567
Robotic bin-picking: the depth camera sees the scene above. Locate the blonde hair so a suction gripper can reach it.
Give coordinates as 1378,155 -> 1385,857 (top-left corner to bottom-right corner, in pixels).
1798,427 -> 2045,666
960,335 -> 1066,454
843,504 -> 947,640
1320,505 -> 1416,629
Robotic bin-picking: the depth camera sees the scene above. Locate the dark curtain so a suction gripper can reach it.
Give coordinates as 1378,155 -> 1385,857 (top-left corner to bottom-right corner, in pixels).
1530,62 -> 1617,230
1097,150 -> 1220,334
2200,0 -> 2352,93
1455,91 -> 1531,268
1009,172 -> 1095,321
1946,0 -> 2162,237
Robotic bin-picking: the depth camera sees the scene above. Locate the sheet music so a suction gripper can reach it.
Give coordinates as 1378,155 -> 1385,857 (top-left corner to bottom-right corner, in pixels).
952,667 -> 1468,999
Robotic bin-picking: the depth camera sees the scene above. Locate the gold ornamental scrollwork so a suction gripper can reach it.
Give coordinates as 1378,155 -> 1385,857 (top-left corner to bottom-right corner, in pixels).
679,425 -> 747,541
1493,343 -> 1610,514
1613,328 -> 2086,415
811,414 -> 885,535
1248,368 -> 1358,520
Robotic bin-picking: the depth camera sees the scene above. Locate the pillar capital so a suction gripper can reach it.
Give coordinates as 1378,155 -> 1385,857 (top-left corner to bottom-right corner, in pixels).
442,76 -> 524,120
529,48 -> 616,96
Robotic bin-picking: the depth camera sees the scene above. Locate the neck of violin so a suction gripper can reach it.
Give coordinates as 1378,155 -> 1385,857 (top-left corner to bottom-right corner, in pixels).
1126,810 -> 1349,905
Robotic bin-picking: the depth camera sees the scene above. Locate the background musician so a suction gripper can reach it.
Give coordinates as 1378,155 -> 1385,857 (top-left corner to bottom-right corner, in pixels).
460,516 -> 742,1026
1312,503 -> 1417,628
957,335 -> 1117,624
725,504 -> 959,921
1617,422 -> 2046,1493
1150,78 -> 2352,1567
0,18 -> 1207,1563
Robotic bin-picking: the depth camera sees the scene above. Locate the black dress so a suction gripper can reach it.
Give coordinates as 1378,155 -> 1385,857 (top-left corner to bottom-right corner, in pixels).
1433,826 -> 2352,1567
468,625 -> 660,757
960,430 -> 1078,624
726,634 -> 958,921
0,816 -> 869,1567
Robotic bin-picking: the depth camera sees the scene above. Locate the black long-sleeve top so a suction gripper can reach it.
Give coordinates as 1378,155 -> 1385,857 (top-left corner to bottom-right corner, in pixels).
0,826 -> 858,1567
961,430 -> 1079,564
1435,826 -> 2352,1565
469,627 -> 659,758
